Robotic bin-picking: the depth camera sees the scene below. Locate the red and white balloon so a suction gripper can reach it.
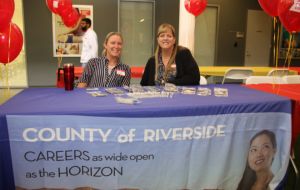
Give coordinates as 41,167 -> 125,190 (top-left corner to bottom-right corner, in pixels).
46,0 -> 80,28
185,0 -> 207,17
278,0 -> 300,33
46,0 -> 72,15
46,0 -> 60,14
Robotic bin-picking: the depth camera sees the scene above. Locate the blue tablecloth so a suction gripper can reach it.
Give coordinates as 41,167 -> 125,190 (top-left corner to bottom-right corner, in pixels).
0,85 -> 291,189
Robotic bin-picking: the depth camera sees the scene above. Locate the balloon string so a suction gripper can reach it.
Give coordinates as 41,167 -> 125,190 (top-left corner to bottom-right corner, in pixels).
271,20 -> 284,92
0,65 -> 2,84
5,65 -> 10,95
8,23 -> 12,63
273,17 -> 277,67
275,18 -> 280,69
284,33 -> 293,67
0,65 -> 11,105
287,33 -> 294,69
272,17 -> 280,90
276,33 -> 293,94
58,53 -> 62,68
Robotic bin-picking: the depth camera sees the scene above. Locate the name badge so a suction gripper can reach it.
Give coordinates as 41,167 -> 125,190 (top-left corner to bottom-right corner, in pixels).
117,70 -> 125,76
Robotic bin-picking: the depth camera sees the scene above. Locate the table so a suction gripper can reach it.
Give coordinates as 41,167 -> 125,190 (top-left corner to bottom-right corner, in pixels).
56,67 -> 145,88
289,67 -> 300,74
245,84 -> 300,147
200,66 -> 298,77
0,85 -> 291,189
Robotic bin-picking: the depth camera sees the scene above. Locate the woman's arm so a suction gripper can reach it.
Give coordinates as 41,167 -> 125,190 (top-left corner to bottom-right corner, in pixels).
171,47 -> 200,86
140,57 -> 155,86
77,59 -> 95,88
122,66 -> 131,86
77,82 -> 87,88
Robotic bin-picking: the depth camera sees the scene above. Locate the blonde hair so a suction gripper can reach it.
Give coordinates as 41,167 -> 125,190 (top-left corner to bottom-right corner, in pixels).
154,23 -> 178,81
102,32 -> 123,56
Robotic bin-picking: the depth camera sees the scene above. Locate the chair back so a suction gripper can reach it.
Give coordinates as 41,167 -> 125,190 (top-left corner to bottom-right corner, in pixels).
222,68 -> 254,84
200,76 -> 207,85
267,69 -> 289,77
282,75 -> 300,84
245,76 -> 286,84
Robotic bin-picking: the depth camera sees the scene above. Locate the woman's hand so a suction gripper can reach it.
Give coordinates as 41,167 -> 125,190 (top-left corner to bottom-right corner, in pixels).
77,82 -> 87,88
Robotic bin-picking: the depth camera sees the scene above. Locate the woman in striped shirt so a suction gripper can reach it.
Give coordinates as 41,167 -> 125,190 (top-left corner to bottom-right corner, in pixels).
77,32 -> 131,88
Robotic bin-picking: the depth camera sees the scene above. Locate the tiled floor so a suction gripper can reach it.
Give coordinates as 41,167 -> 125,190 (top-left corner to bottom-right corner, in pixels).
0,88 -> 24,105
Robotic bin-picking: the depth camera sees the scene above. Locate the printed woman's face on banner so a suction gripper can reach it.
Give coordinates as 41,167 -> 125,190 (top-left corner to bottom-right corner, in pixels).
248,134 -> 276,172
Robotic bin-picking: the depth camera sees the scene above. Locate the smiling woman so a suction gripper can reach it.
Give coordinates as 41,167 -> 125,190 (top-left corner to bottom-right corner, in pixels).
140,23 -> 200,86
237,130 -> 277,190
77,32 -> 131,88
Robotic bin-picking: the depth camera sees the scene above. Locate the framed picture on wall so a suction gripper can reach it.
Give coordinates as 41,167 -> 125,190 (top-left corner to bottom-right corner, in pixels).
52,5 -> 93,57
279,27 -> 300,59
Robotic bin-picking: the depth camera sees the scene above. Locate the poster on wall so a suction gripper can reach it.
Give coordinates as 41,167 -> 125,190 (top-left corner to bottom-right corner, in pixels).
52,5 -> 93,57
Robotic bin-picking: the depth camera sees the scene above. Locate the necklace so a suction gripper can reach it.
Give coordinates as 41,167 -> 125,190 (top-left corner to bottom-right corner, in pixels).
162,56 -> 170,67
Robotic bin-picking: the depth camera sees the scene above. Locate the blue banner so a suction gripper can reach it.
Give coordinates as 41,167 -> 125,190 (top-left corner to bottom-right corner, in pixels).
7,112 -> 290,189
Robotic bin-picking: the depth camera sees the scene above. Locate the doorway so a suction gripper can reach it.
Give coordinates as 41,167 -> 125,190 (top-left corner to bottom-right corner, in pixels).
244,10 -> 272,67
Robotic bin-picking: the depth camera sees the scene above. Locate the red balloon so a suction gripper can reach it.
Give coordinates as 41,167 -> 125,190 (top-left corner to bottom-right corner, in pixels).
0,0 -> 15,32
46,0 -> 60,14
61,7 -> 80,28
0,23 -> 24,64
57,0 -> 73,16
258,0 -> 280,17
185,0 -> 207,17
278,0 -> 300,33
59,5 -> 73,19
46,0 -> 73,15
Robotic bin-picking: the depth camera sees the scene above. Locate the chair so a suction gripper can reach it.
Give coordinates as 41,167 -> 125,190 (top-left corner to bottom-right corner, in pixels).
245,76 -> 286,84
200,75 -> 207,85
222,68 -> 254,84
282,75 -> 300,84
267,69 -> 289,77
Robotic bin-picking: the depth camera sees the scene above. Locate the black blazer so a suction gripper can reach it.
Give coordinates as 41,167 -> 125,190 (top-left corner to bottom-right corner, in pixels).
140,46 -> 200,86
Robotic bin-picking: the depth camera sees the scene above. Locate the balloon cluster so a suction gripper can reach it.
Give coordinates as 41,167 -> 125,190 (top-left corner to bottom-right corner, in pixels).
0,0 -> 23,65
184,0 -> 207,17
46,0 -> 80,27
258,0 -> 300,33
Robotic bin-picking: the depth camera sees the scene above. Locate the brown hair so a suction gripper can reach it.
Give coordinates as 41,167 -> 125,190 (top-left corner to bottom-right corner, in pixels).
154,23 -> 178,82
102,32 -> 123,56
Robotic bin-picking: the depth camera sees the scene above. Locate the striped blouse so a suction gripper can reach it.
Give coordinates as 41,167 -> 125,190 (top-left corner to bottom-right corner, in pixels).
78,56 -> 131,87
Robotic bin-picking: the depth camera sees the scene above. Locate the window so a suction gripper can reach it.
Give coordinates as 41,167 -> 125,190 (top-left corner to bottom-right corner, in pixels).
119,0 -> 155,66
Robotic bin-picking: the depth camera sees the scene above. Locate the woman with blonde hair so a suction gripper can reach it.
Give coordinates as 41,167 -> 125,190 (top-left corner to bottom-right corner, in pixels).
140,23 -> 200,86
78,32 -> 131,88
